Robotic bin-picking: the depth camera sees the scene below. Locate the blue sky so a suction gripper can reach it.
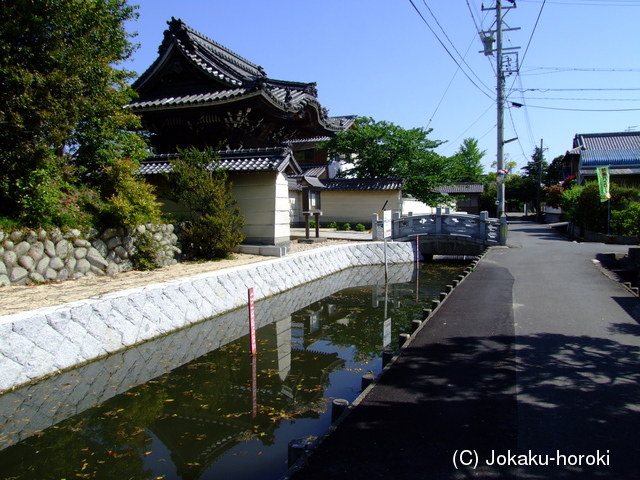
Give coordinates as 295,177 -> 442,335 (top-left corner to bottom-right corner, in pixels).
124,0 -> 640,174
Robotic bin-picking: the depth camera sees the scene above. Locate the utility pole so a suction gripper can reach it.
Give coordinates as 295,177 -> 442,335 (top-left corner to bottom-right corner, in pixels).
537,138 -> 543,222
481,1 -> 519,218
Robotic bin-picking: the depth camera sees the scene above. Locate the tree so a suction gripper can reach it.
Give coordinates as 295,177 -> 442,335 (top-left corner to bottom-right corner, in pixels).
450,138 -> 485,182
0,0 -> 160,229
546,155 -> 565,185
321,116 -> 456,205
165,147 -> 245,259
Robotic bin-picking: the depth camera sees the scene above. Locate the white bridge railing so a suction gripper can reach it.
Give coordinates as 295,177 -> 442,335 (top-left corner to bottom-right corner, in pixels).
373,208 -> 507,247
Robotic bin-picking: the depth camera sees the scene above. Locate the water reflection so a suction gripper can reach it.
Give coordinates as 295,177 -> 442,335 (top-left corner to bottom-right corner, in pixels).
0,261 -> 467,480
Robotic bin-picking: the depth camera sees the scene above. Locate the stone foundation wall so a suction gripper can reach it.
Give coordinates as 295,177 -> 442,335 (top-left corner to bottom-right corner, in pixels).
0,224 -> 180,286
0,241 -> 416,393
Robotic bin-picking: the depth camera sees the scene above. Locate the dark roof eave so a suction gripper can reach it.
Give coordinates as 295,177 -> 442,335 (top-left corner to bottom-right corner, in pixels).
139,146 -> 301,176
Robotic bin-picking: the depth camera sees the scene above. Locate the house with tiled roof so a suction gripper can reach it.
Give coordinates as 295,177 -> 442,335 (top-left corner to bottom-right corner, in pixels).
436,182 -> 484,214
132,18 -> 351,246
563,131 -> 640,188
287,177 -> 449,227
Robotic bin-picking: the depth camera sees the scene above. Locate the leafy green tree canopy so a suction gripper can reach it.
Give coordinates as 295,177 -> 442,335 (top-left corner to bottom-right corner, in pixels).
0,0 -> 159,229
321,116 -> 456,205
449,137 -> 485,182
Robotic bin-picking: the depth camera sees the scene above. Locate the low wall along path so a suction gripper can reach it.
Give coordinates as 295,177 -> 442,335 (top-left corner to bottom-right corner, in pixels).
0,225 -> 180,286
0,241 -> 416,393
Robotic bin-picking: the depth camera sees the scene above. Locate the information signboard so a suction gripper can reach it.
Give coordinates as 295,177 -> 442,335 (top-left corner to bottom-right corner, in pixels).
383,210 -> 392,239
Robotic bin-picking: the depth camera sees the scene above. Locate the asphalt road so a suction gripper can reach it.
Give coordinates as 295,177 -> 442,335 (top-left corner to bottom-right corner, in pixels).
286,219 -> 640,480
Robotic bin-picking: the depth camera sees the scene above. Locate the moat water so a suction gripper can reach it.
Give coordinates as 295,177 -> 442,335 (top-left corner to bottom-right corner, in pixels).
0,260 -> 468,480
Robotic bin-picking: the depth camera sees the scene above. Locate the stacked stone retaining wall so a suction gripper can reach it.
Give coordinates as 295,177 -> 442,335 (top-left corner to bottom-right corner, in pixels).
0,224 -> 180,286
0,241 -> 416,393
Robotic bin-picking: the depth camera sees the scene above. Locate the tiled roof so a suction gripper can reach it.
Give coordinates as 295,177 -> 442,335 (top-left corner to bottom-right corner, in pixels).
139,146 -> 301,175
133,18 -> 263,90
581,149 -> 640,167
573,132 -> 640,168
299,165 -> 327,177
437,183 -> 484,194
573,131 -> 640,150
321,178 -> 405,191
128,88 -> 249,110
130,18 -> 348,133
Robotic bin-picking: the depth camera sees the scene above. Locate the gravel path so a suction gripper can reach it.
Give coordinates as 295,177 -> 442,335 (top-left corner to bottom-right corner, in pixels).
0,240 -> 357,317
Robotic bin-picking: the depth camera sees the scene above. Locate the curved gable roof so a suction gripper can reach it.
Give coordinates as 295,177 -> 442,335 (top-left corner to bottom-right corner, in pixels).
134,17 -> 264,91
130,18 -> 348,135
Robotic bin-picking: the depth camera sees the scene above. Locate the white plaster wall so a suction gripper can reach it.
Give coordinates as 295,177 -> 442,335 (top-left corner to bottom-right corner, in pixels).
320,190 -> 402,226
273,173 -> 292,245
232,171 -> 288,245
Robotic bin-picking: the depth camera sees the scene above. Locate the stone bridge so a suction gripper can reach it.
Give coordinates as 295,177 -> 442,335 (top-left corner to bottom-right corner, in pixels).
373,208 -> 508,258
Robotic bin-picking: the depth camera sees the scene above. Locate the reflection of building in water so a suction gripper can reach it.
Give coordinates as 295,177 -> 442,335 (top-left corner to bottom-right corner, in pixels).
147,317 -> 344,478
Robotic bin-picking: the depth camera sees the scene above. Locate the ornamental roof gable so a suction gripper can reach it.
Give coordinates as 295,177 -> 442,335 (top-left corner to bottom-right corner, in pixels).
130,18 -> 349,136
133,17 -> 266,92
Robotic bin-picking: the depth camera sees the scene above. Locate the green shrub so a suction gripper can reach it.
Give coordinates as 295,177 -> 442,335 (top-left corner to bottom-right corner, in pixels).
561,185 -> 584,224
165,147 -> 245,260
355,223 -> 366,232
182,214 -> 244,260
327,222 -> 338,229
131,230 -> 162,271
103,157 -> 162,229
563,182 -> 640,234
342,222 -> 351,231
309,219 -> 316,228
611,202 -> 640,236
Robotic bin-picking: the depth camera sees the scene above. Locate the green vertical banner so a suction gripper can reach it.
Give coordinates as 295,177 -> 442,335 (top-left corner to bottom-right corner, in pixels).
596,166 -> 611,202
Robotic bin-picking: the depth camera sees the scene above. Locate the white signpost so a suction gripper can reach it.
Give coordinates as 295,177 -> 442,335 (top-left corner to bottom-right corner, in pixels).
382,210 -> 392,283
383,318 -> 392,348
383,209 -> 392,239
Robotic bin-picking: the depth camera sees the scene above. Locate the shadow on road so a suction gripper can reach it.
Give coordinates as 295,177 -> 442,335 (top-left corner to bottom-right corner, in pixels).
293,331 -> 640,480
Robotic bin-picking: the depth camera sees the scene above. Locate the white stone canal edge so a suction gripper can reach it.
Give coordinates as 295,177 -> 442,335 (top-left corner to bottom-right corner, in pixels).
0,261 -> 417,450
0,241 -> 416,394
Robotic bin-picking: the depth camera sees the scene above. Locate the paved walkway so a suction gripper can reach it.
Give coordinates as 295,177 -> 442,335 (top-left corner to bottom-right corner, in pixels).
286,219 -> 640,479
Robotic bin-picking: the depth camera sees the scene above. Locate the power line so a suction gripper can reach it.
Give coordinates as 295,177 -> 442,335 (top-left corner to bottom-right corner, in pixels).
514,87 -> 640,92
522,66 -> 640,73
514,0 -> 546,77
518,104 -> 640,112
438,101 -> 496,154
421,0 -> 495,94
519,0 -> 640,6
408,0 -> 494,99
517,96 -> 640,101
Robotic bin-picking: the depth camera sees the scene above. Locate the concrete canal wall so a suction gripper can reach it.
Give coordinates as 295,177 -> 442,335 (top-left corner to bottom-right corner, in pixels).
0,241 -> 416,393
0,262 -> 416,449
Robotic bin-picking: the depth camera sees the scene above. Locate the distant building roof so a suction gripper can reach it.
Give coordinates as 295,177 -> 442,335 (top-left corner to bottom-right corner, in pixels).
573,131 -> 640,151
140,146 -> 301,175
437,182 -> 484,194
572,132 -> 640,172
299,165 -> 327,177
321,178 -> 405,191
